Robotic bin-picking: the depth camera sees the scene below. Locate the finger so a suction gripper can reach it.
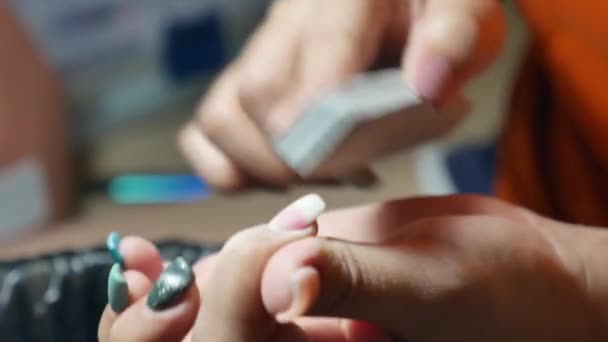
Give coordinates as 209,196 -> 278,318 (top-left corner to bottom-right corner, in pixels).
236,0 -> 306,126
192,194 -> 326,342
119,235 -> 164,280
337,168 -> 380,188
192,254 -> 218,296
98,271 -> 153,342
272,318 -> 392,342
179,121 -> 251,190
190,256 -> 366,342
196,65 -> 297,187
110,259 -> 199,342
180,120 -> 378,189
261,234 -> 452,337
262,0 -> 390,136
404,0 -> 506,100
262,213 -> 543,337
317,194 -> 541,243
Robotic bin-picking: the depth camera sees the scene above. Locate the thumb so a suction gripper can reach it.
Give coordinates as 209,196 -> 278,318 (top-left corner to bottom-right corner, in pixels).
261,235 -> 455,335
404,0 -> 506,100
192,194 -> 327,342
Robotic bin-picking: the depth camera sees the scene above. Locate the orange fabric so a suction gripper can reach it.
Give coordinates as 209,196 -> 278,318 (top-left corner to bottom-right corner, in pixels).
496,1 -> 608,225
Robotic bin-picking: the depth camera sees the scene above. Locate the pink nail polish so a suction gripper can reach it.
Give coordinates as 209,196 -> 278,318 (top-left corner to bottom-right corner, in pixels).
415,55 -> 452,100
269,194 -> 326,232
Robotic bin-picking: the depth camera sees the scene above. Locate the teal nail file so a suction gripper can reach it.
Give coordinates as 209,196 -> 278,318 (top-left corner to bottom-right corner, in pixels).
272,68 -> 425,177
108,174 -> 212,205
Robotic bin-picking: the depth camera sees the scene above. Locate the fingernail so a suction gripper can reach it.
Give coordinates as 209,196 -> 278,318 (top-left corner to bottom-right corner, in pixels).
268,194 -> 326,232
276,267 -> 320,323
106,232 -> 126,270
147,257 -> 194,311
108,263 -> 129,313
415,55 -> 452,100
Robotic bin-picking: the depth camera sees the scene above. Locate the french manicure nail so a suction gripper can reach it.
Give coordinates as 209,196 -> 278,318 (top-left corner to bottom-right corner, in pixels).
415,55 -> 452,100
108,263 -> 129,313
276,266 -> 320,323
147,257 -> 194,311
106,232 -> 126,270
268,194 -> 326,232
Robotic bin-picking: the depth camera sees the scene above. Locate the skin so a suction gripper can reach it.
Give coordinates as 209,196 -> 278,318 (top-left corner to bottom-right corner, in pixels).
98,0 -> 607,340
179,0 -> 506,189
99,195 -> 608,341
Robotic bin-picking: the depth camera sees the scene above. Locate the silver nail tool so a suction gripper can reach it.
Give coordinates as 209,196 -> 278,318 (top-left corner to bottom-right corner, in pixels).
273,68 -> 425,177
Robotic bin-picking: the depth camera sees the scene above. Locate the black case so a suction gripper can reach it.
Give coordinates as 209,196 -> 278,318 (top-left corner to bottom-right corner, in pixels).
0,242 -> 220,342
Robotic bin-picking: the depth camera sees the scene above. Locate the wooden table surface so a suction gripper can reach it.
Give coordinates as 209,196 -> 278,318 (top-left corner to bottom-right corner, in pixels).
0,153 -> 419,261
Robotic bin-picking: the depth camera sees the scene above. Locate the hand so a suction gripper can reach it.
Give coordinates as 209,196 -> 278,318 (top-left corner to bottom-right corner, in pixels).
98,194 -> 393,341
204,196 -> 608,341
98,194 -> 361,342
99,195 -> 608,341
97,234 -> 202,342
98,194 -> 396,341
179,0 -> 506,190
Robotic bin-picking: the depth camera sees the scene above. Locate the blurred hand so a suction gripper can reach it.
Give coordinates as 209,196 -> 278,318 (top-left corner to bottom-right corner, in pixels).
179,0 -> 506,190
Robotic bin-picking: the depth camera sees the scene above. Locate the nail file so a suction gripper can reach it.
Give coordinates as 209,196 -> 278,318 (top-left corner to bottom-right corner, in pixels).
273,68 -> 424,176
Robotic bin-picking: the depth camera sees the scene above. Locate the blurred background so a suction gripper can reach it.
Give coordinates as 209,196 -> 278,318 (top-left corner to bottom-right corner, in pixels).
0,0 -> 528,259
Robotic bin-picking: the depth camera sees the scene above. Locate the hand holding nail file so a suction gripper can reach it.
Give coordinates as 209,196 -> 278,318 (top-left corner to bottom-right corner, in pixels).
273,68 -> 465,177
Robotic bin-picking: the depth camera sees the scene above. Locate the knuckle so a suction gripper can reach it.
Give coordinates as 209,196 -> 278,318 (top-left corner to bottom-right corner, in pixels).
422,12 -> 479,60
194,69 -> 241,140
176,123 -> 247,191
196,105 -> 236,141
222,226 -> 268,257
336,243 -> 364,299
177,123 -> 198,150
316,240 -> 364,314
236,72 -> 281,113
427,258 -> 476,305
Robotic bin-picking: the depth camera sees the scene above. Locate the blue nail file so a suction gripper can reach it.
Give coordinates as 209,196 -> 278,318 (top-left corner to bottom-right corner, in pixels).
108,174 -> 212,205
